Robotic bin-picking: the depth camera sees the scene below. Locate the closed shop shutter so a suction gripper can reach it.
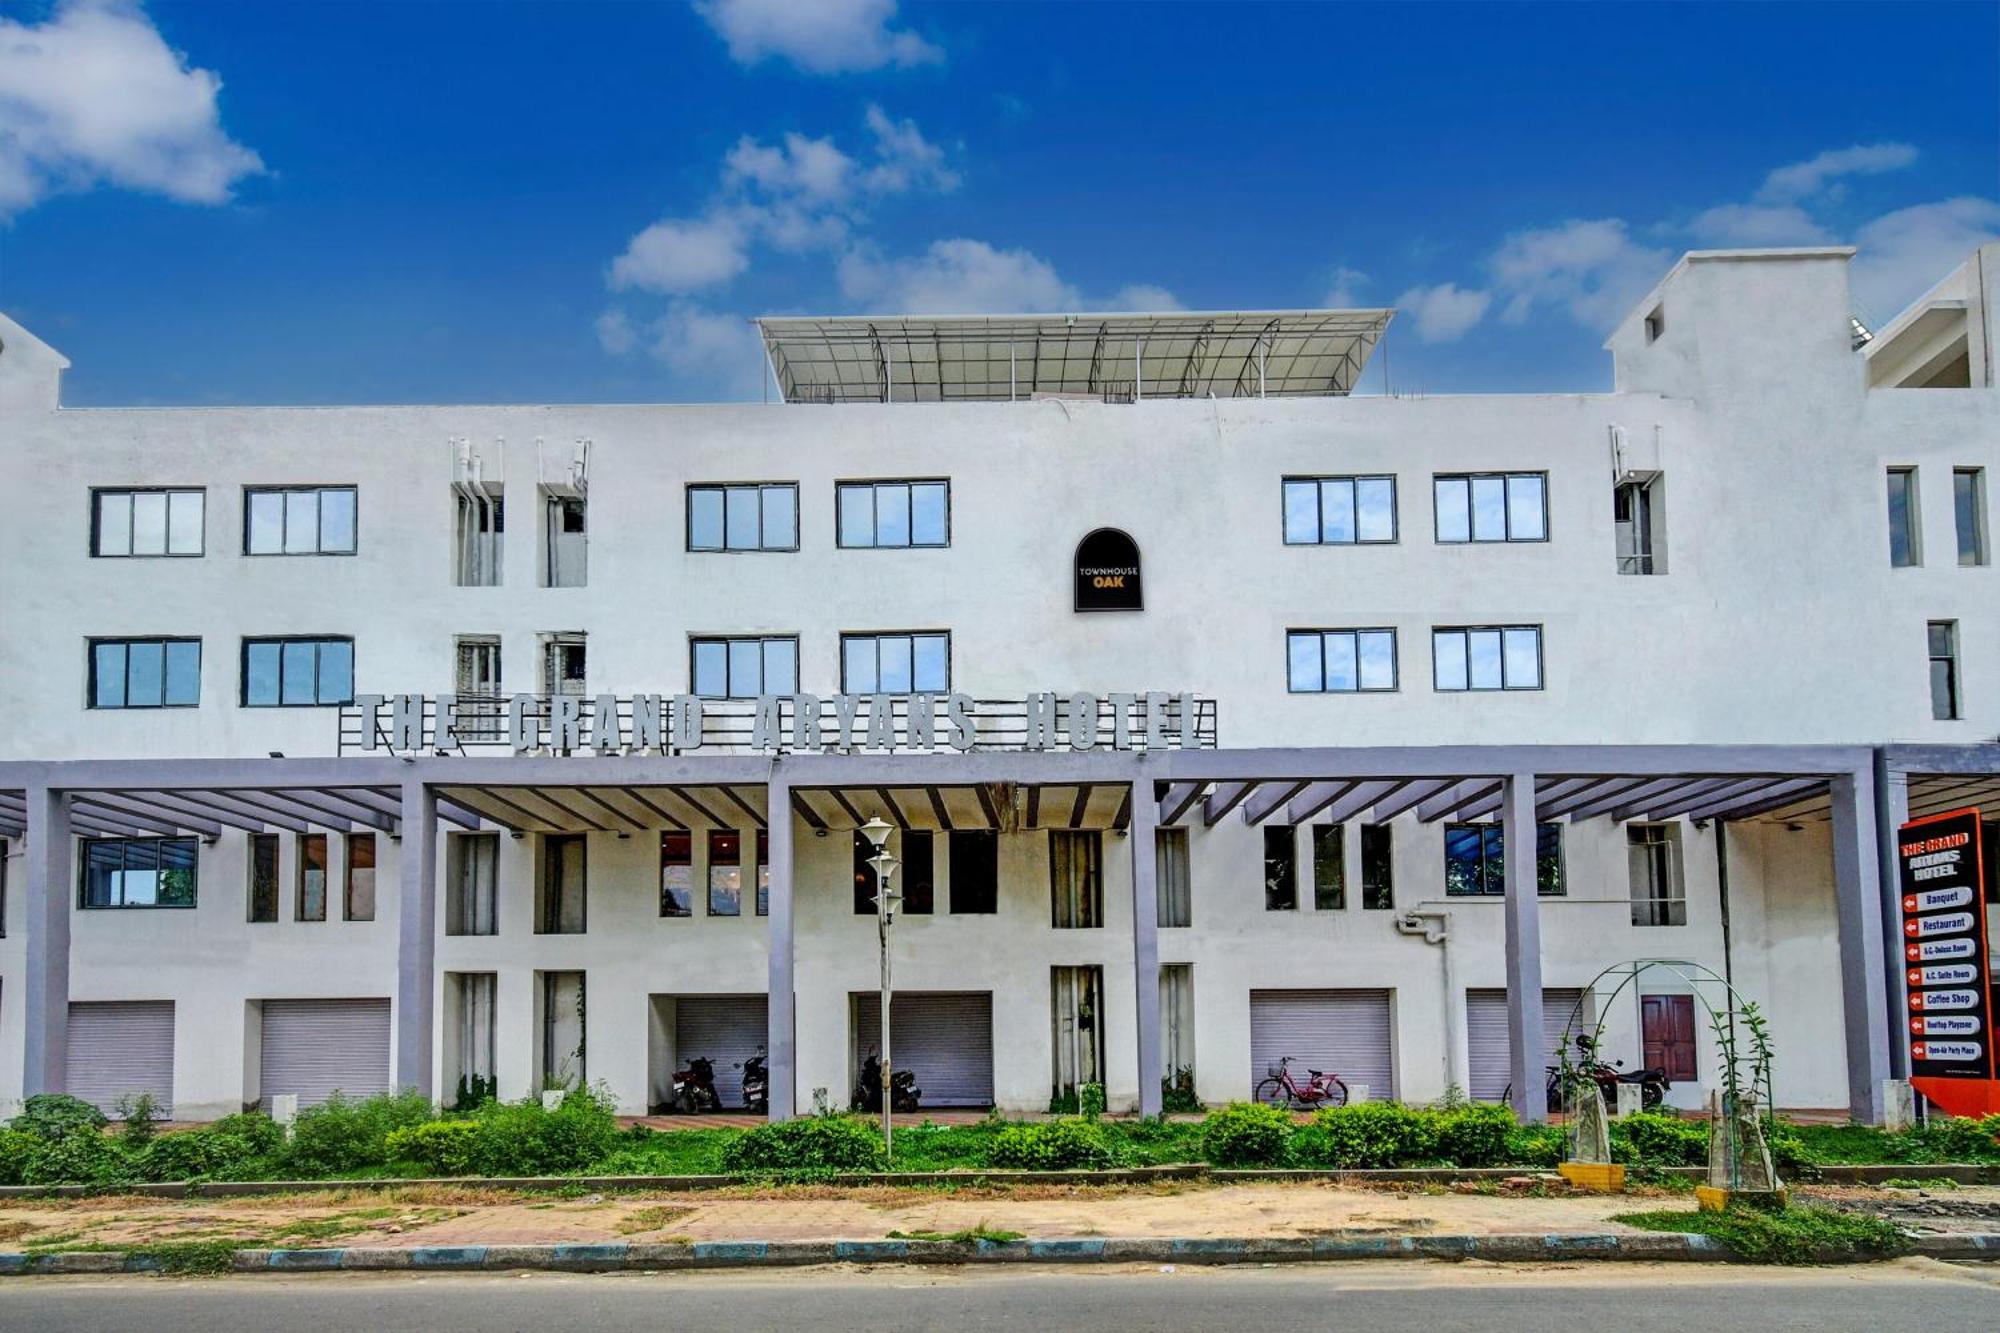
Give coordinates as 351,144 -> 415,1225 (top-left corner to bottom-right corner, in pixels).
853,992 -> 994,1107
1465,988 -> 1591,1102
260,998 -> 391,1108
675,995 -> 769,1110
1248,989 -> 1394,1100
66,1001 -> 174,1117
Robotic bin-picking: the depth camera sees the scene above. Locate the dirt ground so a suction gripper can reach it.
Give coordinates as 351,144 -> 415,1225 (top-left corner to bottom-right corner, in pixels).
3,1179 -> 1995,1252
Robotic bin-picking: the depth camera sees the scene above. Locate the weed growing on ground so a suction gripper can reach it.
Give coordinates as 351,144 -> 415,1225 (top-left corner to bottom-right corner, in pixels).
886,1222 -> 1024,1244
1612,1205 -> 1908,1264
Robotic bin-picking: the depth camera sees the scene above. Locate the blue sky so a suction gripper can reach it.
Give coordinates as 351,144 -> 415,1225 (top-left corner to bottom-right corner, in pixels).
2,0 -> 1996,405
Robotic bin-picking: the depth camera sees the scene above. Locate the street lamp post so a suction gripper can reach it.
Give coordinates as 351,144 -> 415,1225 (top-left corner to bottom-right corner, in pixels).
859,817 -> 900,1155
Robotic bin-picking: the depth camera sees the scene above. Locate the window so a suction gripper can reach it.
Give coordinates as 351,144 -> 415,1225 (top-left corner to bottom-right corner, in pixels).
838,479 -> 949,548
755,830 -> 769,916
1955,468 -> 1987,566
1614,477 -> 1661,574
244,486 -> 356,555
1434,473 -> 1547,543
297,833 -> 328,922
454,636 -> 504,741
80,836 -> 197,909
538,834 -> 586,933
1288,628 -> 1396,693
89,638 -> 200,709
1433,626 -> 1542,691
949,830 -> 998,913
248,833 -> 279,923
841,632 -> 949,693
1443,823 -> 1565,897
691,635 -> 797,699
1930,621 -> 1961,721
687,483 -> 798,552
902,831 -> 935,914
242,637 -> 354,706
446,833 -> 498,936
708,830 -> 741,916
1628,824 -> 1685,927
1643,305 -> 1665,343
1360,823 -> 1393,910
92,488 -> 203,557
541,634 -> 586,697
1887,467 -> 1921,567
1050,831 -> 1102,928
660,831 -> 693,917
1282,476 -> 1396,545
1312,825 -> 1345,909
346,832 -> 376,921
543,494 -> 587,587
1263,826 -> 1296,910
454,490 -> 504,586
1156,827 -> 1191,928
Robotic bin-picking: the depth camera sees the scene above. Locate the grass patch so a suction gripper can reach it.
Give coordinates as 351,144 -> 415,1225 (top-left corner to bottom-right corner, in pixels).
615,1205 -> 695,1235
1880,1177 -> 1959,1190
886,1223 -> 1024,1244
1613,1205 -> 1908,1265
130,1239 -> 242,1275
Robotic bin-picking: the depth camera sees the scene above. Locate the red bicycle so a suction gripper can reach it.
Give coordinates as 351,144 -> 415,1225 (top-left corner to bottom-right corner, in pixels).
1255,1055 -> 1348,1109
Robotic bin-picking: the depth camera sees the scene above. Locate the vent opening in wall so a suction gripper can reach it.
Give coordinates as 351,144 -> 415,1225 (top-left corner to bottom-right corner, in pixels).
1643,306 -> 1665,343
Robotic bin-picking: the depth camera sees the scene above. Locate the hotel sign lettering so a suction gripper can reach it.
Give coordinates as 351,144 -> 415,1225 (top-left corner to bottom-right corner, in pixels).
350,690 -> 1207,756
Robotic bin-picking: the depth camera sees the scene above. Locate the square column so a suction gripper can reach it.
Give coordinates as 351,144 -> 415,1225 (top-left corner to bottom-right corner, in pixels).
764,774 -> 796,1120
22,785 -> 73,1096
396,778 -> 438,1099
1501,773 -> 1548,1123
1830,769 -> 1890,1122
1129,779 -> 1163,1117
1873,754 -> 1912,1082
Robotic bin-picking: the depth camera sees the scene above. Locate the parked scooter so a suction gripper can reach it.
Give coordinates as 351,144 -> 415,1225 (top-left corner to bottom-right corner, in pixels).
739,1052 -> 769,1115
853,1054 -> 921,1113
673,1055 -> 722,1113
1548,1033 -> 1669,1111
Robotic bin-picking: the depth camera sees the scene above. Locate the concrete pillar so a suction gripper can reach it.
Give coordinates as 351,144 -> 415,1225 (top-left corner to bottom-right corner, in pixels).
765,773 -> 795,1120
1501,773 -> 1549,1123
1873,751 -> 1912,1081
22,784 -> 72,1096
395,778 -> 438,1099
1129,780 -> 1163,1117
1830,768 -> 1890,1123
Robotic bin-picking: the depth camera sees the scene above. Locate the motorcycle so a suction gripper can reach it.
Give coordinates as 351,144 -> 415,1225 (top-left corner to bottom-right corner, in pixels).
1505,1034 -> 1670,1111
739,1052 -> 769,1115
672,1055 -> 722,1114
853,1054 -> 921,1113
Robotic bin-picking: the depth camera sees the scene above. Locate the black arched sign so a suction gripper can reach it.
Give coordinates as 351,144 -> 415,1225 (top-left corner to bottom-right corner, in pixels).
1074,528 -> 1143,612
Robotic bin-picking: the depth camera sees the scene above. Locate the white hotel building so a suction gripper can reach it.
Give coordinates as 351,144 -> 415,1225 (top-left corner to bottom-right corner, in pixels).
1,244 -> 1996,1125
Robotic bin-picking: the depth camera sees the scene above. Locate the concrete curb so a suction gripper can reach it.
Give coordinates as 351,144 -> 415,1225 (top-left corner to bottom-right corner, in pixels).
2,1232 -> 1994,1276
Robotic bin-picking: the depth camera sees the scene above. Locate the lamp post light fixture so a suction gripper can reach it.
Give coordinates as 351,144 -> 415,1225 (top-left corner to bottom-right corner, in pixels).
859,817 -> 902,1153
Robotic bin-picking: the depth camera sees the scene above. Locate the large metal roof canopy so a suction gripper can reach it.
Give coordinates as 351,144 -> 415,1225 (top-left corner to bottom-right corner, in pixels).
756,309 -> 1394,404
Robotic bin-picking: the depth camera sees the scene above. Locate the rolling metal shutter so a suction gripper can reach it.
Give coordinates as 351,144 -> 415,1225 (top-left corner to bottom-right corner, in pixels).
1248,989 -> 1394,1100
260,998 -> 391,1108
853,992 -> 993,1107
66,1001 -> 174,1117
675,995 -> 769,1110
1465,988 -> 1590,1102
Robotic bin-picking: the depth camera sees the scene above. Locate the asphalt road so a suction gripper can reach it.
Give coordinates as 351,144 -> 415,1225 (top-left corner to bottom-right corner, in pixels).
2,1260 -> 1996,1331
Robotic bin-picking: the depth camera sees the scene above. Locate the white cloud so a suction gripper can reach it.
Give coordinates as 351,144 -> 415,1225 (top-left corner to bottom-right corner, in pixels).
1850,196 -> 2000,322
0,0 -> 262,216
1689,202 -> 1832,247
1321,266 -> 1369,308
1489,218 -> 1672,329
608,212 -> 750,294
1393,282 -> 1492,343
646,302 -> 766,398
859,104 -> 958,194
1758,142 -> 1917,202
838,238 -> 1080,313
1108,283 -> 1181,311
694,0 -> 941,75
724,131 -> 855,204
594,308 -> 638,355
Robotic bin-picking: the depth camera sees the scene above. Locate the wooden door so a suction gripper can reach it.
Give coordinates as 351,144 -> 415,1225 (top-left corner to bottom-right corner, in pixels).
1641,994 -> 1697,1082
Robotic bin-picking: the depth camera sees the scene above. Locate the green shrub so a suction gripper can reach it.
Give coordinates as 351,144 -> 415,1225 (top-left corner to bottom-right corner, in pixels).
0,1128 -> 42,1185
1503,1123 -> 1566,1167
1612,1112 -> 1708,1167
281,1090 -> 434,1177
1161,1066 -> 1200,1114
20,1128 -> 134,1188
114,1092 -> 163,1144
1289,1102 -> 1439,1169
138,1128 -> 252,1183
212,1111 -> 286,1158
452,1073 -> 497,1112
1613,1205 -> 1907,1265
386,1119 -> 483,1175
1434,1103 -> 1517,1167
1912,1114 -> 2000,1163
720,1115 -> 886,1175
1199,1102 -> 1292,1166
462,1086 -> 618,1175
986,1119 -> 1113,1170
11,1093 -> 108,1143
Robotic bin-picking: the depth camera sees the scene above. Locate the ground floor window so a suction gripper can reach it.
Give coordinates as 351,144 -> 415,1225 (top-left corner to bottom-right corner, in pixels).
80,836 -> 197,909
1160,963 -> 1195,1107
450,972 -> 496,1106
1051,965 -> 1105,1107
539,970 -> 585,1089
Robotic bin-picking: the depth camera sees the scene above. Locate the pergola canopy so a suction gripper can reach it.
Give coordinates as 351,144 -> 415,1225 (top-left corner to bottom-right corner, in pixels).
757,309 -> 1393,404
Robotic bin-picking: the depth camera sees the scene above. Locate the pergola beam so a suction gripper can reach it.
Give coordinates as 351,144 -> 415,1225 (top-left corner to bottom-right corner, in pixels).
1563,777 -> 1688,823
1618,777 -> 1756,822
1287,780 -> 1355,825
1319,779 -> 1403,826
1201,781 -> 1254,826
1158,781 -> 1206,825
76,793 -> 224,839
1416,779 -> 1502,823
1241,780 -> 1310,826
1536,777 -> 1646,820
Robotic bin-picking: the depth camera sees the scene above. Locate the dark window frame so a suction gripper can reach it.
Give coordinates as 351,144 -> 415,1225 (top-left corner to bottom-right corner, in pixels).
707,828 -> 743,917
1287,627 -> 1399,693
1433,472 -> 1550,544
538,832 -> 588,935
240,636 -> 355,707
1263,826 -> 1297,911
948,830 -> 999,914
1049,829 -> 1104,929
836,477 -> 952,549
1360,823 -> 1394,910
78,835 -> 199,910
689,634 -> 800,699
89,487 -> 206,559
248,832 -> 279,923
1929,620 -> 1962,721
1281,475 -> 1399,545
87,637 -> 202,709
685,482 -> 801,553
242,485 -> 359,557
297,832 -> 329,923
660,830 -> 694,918
1432,624 -> 1544,692
1887,466 -> 1921,568
1443,822 -> 1566,898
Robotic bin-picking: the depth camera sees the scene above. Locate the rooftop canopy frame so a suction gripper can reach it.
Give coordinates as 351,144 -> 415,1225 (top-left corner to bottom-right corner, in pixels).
0,743 -> 1889,1126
